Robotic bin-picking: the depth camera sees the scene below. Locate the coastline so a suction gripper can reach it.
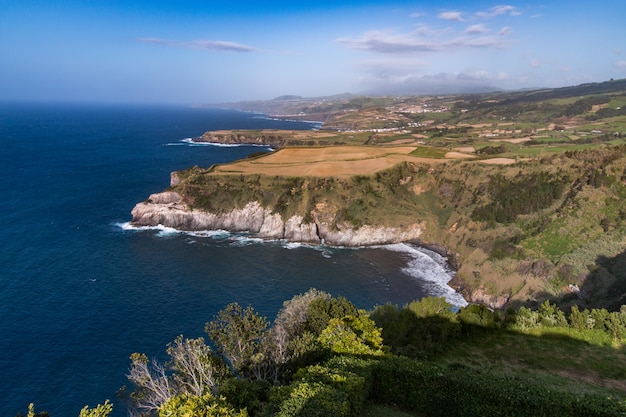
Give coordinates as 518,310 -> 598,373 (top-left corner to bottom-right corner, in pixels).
121,221 -> 468,308
131,134 -> 470,308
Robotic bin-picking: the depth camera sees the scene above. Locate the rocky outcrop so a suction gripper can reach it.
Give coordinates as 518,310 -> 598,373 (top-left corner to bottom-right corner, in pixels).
195,132 -> 288,147
469,286 -> 510,310
131,192 -> 425,247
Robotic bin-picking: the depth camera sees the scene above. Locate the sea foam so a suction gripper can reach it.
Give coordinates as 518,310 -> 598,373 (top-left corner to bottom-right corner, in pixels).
383,243 -> 468,308
173,138 -> 274,151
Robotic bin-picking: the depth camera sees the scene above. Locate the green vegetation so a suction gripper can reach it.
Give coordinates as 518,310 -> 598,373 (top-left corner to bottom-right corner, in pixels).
24,293 -> 626,416
172,142 -> 626,309
471,172 -> 569,224
107,79 -> 626,415
167,81 -> 626,311
408,146 -> 448,158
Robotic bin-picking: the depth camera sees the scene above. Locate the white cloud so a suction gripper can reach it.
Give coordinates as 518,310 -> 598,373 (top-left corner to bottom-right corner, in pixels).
465,24 -> 489,34
530,58 -> 540,68
138,37 -> 257,53
476,5 -> 520,18
438,11 -> 464,22
409,12 -> 426,18
336,30 -> 440,53
337,26 -> 512,54
498,26 -> 513,36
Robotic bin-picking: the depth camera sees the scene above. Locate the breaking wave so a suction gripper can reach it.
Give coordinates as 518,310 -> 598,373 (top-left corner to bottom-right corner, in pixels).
383,243 -> 468,308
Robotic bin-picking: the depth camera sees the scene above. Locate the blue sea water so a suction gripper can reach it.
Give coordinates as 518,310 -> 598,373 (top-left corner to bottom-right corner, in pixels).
0,103 -> 464,417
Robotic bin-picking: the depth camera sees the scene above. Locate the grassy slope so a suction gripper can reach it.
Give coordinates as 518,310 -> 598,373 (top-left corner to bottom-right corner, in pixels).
172,80 -> 626,310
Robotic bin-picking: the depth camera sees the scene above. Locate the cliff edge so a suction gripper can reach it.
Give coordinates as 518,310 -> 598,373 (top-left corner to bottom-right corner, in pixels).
131,191 -> 425,247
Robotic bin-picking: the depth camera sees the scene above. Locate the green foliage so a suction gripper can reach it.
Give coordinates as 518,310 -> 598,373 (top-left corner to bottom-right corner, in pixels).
158,393 -> 248,417
564,95 -> 610,117
457,304 -> 496,331
489,237 -> 524,260
303,296 -> 359,335
509,302 -> 626,348
264,356 -> 378,417
318,311 -> 384,356
206,303 -> 270,380
166,336 -> 229,396
263,381 -> 350,417
17,404 -> 49,417
122,291 -> 626,417
569,305 -> 587,331
293,364 -> 367,417
370,298 -> 461,358
538,300 -> 568,327
406,296 -> 457,319
370,356 -> 626,417
369,357 -> 443,410
218,378 -> 270,416
126,336 -> 230,415
322,356 -> 378,398
78,400 -> 113,417
287,331 -> 326,374
472,172 -> 569,224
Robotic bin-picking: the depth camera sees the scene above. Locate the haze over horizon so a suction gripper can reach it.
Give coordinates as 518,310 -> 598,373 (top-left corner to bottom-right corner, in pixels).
2,0 -> 625,104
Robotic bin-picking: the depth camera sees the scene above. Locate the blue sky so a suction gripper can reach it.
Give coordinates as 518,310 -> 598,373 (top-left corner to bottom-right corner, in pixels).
1,0 -> 625,104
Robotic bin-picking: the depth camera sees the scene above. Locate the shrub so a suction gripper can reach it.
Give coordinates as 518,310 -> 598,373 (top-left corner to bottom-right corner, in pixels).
263,381 -> 349,417
318,311 -> 385,357
294,364 -> 367,417
158,393 -> 248,417
369,356 -> 626,417
370,298 -> 461,358
458,304 -> 496,332
218,378 -> 270,416
304,296 -> 359,335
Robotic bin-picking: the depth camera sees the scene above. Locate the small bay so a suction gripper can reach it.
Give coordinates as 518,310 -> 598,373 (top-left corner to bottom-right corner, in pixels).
0,103 -> 461,417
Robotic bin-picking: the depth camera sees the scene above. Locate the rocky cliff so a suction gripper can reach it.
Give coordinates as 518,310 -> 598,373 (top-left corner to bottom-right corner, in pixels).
196,132 -> 289,147
131,191 -> 425,247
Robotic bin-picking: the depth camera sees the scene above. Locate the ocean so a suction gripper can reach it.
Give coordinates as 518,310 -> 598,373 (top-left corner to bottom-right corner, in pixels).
0,102 -> 465,417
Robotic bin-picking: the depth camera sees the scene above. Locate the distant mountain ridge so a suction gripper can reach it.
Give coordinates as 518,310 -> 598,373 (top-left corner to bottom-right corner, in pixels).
203,93 -> 359,122
202,79 -> 626,121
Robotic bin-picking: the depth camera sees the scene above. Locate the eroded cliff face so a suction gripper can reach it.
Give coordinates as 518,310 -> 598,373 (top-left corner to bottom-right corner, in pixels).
196,132 -> 287,147
131,192 -> 425,247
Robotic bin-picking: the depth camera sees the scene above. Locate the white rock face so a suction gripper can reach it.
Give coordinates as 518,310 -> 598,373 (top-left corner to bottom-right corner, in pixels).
284,215 -> 320,243
131,192 -> 424,246
317,222 -> 424,246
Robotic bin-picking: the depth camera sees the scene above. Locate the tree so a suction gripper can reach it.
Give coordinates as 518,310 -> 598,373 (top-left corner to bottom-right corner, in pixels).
205,302 -> 270,380
406,296 -> 456,319
273,289 -> 331,342
538,300 -> 567,327
303,295 -> 359,335
166,336 -> 228,396
127,337 -> 227,415
269,289 -> 332,380
458,304 -> 496,330
127,353 -> 174,415
569,305 -> 587,332
158,393 -> 247,417
17,403 -> 49,417
318,311 -> 385,356
78,400 -> 113,417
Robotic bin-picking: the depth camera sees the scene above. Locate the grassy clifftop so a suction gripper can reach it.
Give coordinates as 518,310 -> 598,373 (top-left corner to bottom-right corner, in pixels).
168,80 -> 626,309
169,143 -> 626,310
